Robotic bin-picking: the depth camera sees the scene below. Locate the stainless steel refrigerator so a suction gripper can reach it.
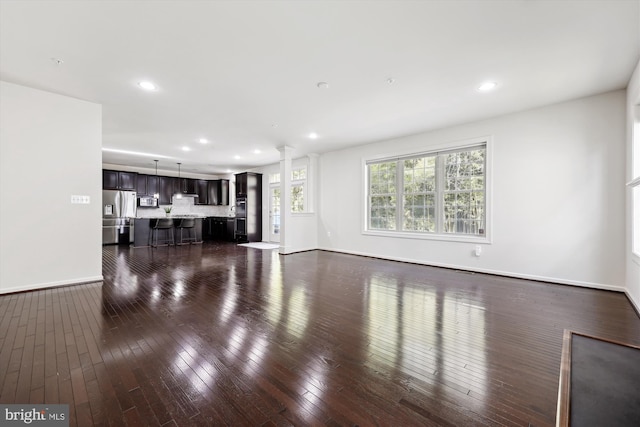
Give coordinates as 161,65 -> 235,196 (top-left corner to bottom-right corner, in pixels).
102,190 -> 137,245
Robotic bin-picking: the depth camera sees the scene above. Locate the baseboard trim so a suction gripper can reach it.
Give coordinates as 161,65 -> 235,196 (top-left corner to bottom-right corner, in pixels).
316,247 -> 626,293
625,291 -> 640,318
0,275 -> 104,295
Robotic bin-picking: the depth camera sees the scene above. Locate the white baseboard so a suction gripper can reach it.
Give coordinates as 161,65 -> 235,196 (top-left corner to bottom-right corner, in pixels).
0,275 -> 103,295
626,291 -> 640,316
317,246 -> 626,293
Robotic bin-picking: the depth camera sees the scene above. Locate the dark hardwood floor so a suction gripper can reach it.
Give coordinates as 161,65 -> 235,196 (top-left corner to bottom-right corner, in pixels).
1,242 -> 639,426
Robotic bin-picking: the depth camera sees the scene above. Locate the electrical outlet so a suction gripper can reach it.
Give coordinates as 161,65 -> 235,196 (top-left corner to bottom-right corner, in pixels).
474,245 -> 482,257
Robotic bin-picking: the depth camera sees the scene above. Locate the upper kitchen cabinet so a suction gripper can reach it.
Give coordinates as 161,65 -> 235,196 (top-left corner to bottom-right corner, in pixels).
219,179 -> 229,205
207,179 -> 229,205
177,178 -> 196,194
103,170 -> 137,191
196,180 -> 208,204
159,176 -> 176,205
147,175 -> 159,197
136,174 -> 159,197
235,172 -> 260,198
235,173 -> 247,196
207,180 -> 220,205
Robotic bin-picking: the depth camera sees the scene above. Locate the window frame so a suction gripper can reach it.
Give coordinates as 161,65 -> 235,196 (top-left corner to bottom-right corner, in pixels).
270,166 -> 308,214
362,136 -> 493,244
631,106 -> 640,262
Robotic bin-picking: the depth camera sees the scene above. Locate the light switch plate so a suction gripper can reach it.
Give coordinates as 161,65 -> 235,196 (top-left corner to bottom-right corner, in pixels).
71,195 -> 91,204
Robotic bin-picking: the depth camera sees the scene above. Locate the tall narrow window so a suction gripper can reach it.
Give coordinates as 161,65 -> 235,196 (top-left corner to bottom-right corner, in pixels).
366,141 -> 488,240
270,167 -> 307,213
368,161 -> 397,230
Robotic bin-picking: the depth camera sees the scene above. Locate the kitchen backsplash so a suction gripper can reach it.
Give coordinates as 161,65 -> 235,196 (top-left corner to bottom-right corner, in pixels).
136,197 -> 233,218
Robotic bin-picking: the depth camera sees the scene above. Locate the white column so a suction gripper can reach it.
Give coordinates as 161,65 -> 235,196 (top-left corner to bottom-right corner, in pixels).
306,153 -> 318,213
278,146 -> 293,254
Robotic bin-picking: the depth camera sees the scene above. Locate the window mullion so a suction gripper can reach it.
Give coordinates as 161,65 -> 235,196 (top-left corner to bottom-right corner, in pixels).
397,160 -> 403,231
435,155 -> 444,234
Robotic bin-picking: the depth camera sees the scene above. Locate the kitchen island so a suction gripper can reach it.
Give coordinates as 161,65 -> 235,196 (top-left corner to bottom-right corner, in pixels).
133,216 -> 204,247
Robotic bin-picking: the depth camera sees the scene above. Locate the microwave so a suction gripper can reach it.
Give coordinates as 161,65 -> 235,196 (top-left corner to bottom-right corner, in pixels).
138,196 -> 158,208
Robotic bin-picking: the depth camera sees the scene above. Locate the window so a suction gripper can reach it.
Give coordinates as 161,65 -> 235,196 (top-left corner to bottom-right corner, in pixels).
291,167 -> 306,213
366,142 -> 488,240
632,107 -> 640,258
269,167 -> 307,213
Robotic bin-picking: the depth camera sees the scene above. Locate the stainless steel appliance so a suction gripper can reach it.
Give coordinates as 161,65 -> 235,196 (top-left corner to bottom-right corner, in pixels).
138,196 -> 158,208
102,190 -> 136,244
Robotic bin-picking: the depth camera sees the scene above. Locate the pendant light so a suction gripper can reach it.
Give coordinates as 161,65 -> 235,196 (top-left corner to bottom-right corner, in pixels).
175,162 -> 183,199
153,160 -> 160,199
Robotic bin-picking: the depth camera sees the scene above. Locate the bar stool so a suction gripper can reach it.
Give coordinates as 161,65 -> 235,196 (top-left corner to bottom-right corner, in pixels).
150,218 -> 174,247
175,218 -> 198,245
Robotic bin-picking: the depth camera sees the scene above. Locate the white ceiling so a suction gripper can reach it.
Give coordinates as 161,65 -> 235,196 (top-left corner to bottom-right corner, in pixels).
1,0 -> 638,175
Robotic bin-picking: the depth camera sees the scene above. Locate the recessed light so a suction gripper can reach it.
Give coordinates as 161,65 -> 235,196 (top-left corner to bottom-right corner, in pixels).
226,169 -> 232,173
51,57 -> 64,66
308,132 -> 318,140
386,78 -> 395,84
198,138 -> 208,144
182,146 -> 191,152
233,155 -> 241,160
317,82 -> 329,89
138,81 -> 157,91
253,149 -> 261,154
478,81 -> 498,92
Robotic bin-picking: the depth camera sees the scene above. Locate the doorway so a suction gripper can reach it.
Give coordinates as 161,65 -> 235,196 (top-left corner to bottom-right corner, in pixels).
269,185 -> 280,243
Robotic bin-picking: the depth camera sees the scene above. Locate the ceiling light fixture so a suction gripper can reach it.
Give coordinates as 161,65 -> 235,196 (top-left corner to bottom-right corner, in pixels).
51,57 -> 64,66
102,148 -> 170,158
478,81 -> 498,92
253,149 -> 261,154
308,132 -> 318,140
182,146 -> 191,152
386,78 -> 395,84
317,82 -> 329,89
233,155 -> 241,160
198,138 -> 208,144
137,81 -> 157,91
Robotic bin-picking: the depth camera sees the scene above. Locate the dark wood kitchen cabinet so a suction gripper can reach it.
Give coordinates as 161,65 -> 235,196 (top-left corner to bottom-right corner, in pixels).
204,217 -> 235,241
136,174 -> 148,195
234,172 -> 262,242
177,178 -> 196,194
137,174 -> 159,197
103,170 -> 137,190
196,180 -> 208,204
235,173 -> 248,197
159,176 -> 176,205
206,179 -> 230,206
219,179 -> 229,205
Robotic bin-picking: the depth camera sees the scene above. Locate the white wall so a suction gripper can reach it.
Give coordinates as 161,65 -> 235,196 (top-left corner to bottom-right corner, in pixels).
0,81 -> 103,293
319,90 -> 626,290
627,61 -> 640,311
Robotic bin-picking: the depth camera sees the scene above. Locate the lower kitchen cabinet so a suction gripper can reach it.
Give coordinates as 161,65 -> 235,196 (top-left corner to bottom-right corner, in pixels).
204,217 -> 235,241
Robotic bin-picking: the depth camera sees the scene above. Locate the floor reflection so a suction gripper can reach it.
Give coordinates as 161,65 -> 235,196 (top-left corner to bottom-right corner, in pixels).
93,243 -> 640,426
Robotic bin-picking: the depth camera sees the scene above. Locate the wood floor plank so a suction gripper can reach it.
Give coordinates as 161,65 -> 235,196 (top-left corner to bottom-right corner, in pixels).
1,243 -> 639,426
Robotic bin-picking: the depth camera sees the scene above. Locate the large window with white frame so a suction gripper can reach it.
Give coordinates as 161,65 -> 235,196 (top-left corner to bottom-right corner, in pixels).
365,140 -> 489,241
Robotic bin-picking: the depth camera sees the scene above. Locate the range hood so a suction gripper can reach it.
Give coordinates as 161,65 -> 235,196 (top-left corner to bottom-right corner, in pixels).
172,193 -> 199,202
